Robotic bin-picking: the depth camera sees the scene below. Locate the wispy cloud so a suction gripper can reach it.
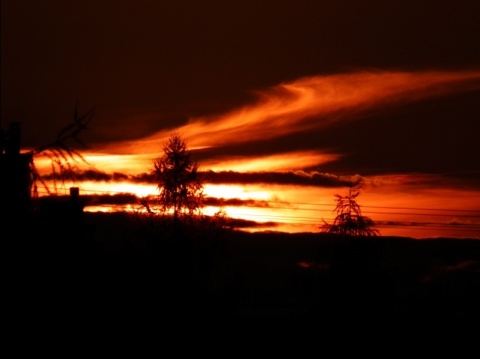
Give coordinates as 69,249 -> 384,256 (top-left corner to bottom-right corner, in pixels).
201,150 -> 341,171
99,69 -> 480,157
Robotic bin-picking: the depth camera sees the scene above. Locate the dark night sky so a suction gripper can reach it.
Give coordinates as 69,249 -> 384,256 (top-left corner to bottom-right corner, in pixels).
2,0 -> 480,176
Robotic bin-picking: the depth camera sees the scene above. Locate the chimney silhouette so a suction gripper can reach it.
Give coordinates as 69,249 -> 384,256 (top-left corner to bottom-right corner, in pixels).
1,121 -> 33,215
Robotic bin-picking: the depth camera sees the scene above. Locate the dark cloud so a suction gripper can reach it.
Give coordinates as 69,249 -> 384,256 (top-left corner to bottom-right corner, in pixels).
376,220 -> 480,233
41,169 -> 111,182
204,170 -> 361,187
42,165 -> 480,191
225,219 -> 280,230
41,168 -> 362,187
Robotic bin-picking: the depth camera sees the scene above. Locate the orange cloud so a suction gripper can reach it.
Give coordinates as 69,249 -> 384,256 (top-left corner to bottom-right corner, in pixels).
99,69 -> 480,155
202,150 -> 341,172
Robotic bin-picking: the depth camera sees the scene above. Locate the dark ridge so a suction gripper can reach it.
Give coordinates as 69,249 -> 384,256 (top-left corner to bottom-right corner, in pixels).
4,211 -> 480,320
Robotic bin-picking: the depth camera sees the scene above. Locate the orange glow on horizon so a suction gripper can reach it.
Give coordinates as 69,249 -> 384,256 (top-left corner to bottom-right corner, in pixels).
30,69 -> 480,239
36,177 -> 480,239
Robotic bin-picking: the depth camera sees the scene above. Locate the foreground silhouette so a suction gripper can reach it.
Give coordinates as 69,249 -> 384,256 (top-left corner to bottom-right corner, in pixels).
5,210 -> 480,319
320,184 -> 380,237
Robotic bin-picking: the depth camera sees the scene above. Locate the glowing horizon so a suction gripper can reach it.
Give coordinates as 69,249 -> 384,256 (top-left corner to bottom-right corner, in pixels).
35,173 -> 480,239
30,69 -> 480,239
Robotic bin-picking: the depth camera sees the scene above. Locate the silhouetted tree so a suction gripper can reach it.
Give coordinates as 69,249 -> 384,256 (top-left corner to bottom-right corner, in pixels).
29,104 -> 94,198
153,132 -> 205,222
320,185 -> 379,237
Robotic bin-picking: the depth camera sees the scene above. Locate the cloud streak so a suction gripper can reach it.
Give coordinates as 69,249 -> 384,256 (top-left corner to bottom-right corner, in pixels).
40,168 -> 362,188
99,69 -> 480,157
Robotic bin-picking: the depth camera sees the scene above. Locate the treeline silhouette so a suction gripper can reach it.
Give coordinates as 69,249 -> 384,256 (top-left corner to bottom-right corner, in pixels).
3,121 -> 480,319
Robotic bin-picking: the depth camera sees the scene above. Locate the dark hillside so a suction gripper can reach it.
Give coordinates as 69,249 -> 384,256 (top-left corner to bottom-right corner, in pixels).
4,211 -> 480,319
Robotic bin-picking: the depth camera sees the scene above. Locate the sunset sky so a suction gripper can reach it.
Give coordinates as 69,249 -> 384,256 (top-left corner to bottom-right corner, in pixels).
2,0 -> 480,238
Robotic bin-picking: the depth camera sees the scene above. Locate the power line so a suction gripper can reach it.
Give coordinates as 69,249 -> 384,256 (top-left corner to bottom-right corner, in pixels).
35,186 -> 480,225
266,199 -> 480,214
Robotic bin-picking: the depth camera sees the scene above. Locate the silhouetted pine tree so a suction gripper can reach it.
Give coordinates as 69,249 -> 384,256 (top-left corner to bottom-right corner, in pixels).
320,185 -> 379,237
152,132 -> 205,223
